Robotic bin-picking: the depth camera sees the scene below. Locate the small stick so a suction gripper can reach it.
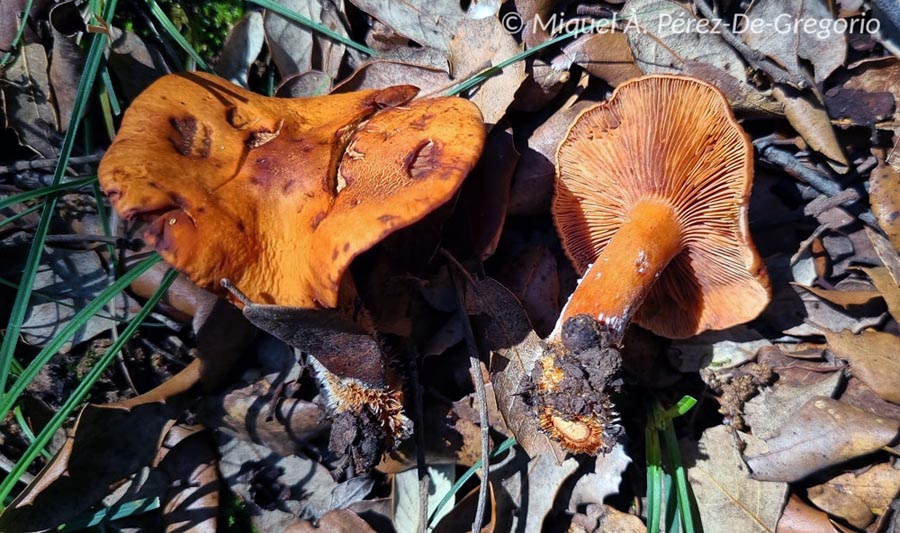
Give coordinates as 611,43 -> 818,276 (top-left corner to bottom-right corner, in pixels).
409,347 -> 429,533
43,234 -> 137,247
0,153 -> 103,174
754,139 -> 877,226
693,0 -> 808,89
447,255 -> 491,533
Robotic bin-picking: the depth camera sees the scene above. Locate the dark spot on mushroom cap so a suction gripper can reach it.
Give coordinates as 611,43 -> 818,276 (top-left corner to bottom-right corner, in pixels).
170,116 -> 212,158
378,214 -> 399,225
405,139 -> 441,180
311,211 -> 326,229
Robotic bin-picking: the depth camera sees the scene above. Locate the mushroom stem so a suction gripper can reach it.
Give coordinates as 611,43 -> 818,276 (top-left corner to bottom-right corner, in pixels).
556,199 -> 683,343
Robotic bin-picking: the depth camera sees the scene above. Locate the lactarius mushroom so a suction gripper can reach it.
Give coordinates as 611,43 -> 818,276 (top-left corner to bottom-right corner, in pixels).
529,75 -> 771,454
99,72 -> 485,308
99,72 -> 485,470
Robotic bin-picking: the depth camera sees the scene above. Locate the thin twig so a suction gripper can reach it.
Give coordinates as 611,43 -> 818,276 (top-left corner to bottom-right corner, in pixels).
409,347 -> 429,533
693,0 -> 808,89
754,139 -> 877,226
447,255 -> 490,533
0,153 -> 103,174
43,234 -> 137,247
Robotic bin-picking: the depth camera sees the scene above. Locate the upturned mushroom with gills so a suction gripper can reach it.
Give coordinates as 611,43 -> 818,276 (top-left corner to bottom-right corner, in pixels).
99,72 -> 486,472
527,75 -> 771,454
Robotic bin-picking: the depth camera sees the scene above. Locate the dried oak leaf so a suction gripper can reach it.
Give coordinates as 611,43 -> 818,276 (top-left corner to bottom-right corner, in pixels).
99,72 -> 485,309
746,396 -> 900,482
807,462 -> 900,528
822,328 -> 900,404
870,163 -> 900,249
776,494 -> 834,533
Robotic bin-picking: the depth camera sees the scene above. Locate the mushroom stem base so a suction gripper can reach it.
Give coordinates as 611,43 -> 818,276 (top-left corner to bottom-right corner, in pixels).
557,200 -> 683,343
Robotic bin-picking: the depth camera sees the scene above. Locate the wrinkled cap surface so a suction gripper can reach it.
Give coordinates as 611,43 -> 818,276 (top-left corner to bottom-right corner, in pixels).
554,75 -> 770,338
100,72 -> 485,307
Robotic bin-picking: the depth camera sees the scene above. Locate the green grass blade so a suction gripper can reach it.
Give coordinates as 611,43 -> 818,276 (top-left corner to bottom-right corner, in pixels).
145,0 -> 211,71
646,421 -> 663,533
0,0 -> 34,66
0,267 -> 177,505
13,406 -> 52,460
58,497 -> 161,530
0,0 -> 118,406
428,436 -> 516,528
247,0 -> 377,57
0,203 -> 43,229
662,418 -> 697,533
0,177 -> 97,211
0,254 -> 161,425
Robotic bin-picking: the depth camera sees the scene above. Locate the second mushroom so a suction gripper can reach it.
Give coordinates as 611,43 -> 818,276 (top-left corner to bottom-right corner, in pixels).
528,75 -> 772,454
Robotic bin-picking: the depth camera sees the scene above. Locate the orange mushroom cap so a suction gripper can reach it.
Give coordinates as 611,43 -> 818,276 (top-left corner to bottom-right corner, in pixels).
553,75 -> 770,339
99,72 -> 485,308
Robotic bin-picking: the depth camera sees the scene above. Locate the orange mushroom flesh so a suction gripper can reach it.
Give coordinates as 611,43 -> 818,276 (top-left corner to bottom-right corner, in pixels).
531,75 -> 771,454
99,72 -> 486,310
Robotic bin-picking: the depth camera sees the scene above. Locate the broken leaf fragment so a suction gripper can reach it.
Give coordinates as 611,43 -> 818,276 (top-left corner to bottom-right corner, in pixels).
99,72 -> 485,308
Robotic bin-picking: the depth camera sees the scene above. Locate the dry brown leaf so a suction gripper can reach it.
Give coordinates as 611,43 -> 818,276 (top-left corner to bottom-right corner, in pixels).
870,163 -> 900,250
159,427 -> 220,533
808,463 -> 900,529
840,376 -> 900,423
1,42 -> 59,157
215,11 -> 265,87
202,359 -> 329,457
0,403 -> 177,531
823,328 -> 900,403
776,494 -> 835,533
22,248 -> 138,352
741,0 -> 847,84
285,509 -> 376,532
556,32 -> 642,87
511,58 -> 569,112
333,59 -> 453,93
348,0 -> 465,53
773,85 -> 848,166
497,245 -> 560,337
831,56 -> 900,134
791,283 -> 882,309
746,396 -> 900,482
276,70 -> 332,97
514,0 -> 555,48
217,435 -> 347,530
568,444 -> 632,511
621,0 -> 780,115
263,0 -> 346,80
686,425 -> 788,533
744,371 -> 843,440
449,16 -> 526,124
509,99 -> 595,215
